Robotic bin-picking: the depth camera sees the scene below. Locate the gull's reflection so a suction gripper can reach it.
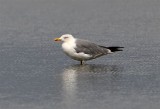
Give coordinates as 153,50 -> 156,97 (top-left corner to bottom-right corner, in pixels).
62,64 -> 121,107
62,67 -> 77,99
62,65 -> 78,108
64,64 -> 119,74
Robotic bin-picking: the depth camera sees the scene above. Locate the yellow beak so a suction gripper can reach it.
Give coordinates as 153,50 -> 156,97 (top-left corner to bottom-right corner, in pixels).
54,38 -> 61,41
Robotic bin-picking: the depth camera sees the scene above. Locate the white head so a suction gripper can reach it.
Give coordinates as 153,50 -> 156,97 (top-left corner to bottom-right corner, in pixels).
54,34 -> 75,42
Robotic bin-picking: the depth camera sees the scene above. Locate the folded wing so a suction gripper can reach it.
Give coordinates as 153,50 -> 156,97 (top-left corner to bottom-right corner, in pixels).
75,39 -> 111,58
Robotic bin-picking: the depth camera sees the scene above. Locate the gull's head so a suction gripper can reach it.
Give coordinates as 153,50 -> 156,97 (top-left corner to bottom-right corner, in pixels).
54,34 -> 75,42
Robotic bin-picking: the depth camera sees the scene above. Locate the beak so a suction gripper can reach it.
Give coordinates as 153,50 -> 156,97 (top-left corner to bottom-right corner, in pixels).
54,37 -> 61,41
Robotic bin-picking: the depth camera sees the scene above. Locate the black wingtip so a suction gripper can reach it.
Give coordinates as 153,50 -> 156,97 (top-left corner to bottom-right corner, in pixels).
107,46 -> 124,52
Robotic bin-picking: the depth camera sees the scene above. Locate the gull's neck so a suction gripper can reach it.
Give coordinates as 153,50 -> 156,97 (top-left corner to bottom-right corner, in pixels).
64,37 -> 76,44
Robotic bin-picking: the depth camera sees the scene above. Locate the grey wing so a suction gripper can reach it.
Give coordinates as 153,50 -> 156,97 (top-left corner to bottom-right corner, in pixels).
75,39 -> 110,58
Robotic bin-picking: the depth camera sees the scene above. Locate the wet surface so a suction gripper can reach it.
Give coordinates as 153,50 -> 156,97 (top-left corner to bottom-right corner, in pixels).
0,0 -> 160,109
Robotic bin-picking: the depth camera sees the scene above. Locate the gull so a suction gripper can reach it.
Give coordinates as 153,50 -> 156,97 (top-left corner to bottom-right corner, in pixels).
54,34 -> 123,65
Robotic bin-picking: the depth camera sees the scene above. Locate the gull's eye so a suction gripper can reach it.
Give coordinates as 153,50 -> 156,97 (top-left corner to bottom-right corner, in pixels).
64,37 -> 68,39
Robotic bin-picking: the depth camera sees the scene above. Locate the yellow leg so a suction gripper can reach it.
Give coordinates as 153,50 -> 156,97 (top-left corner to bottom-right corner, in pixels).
80,60 -> 84,65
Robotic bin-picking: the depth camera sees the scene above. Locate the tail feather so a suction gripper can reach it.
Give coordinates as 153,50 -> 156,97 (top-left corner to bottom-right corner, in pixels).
99,46 -> 124,52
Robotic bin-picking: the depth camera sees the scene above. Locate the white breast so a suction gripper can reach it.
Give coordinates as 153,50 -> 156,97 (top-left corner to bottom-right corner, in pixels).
62,42 -> 76,57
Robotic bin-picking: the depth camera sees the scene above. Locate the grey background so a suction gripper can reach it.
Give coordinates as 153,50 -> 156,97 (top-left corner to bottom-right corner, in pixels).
0,0 -> 160,109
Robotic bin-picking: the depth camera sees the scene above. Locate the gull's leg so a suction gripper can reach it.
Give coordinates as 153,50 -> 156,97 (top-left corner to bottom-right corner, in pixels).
80,60 -> 85,65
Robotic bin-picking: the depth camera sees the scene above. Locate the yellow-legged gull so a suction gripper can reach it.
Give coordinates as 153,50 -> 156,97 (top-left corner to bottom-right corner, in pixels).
54,34 -> 123,65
